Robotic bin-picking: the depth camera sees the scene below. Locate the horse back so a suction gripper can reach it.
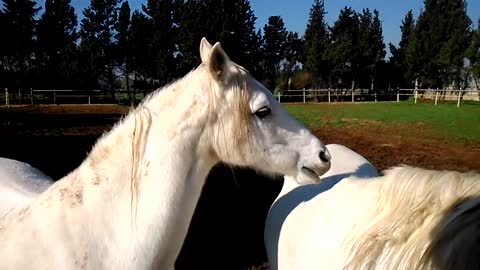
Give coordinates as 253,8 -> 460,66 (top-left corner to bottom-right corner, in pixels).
0,158 -> 53,215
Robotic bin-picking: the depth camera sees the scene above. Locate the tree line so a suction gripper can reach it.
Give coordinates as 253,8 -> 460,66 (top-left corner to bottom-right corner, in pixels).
0,0 -> 479,101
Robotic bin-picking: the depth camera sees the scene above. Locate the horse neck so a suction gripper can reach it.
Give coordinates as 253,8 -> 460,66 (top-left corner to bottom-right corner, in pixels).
68,67 -> 219,267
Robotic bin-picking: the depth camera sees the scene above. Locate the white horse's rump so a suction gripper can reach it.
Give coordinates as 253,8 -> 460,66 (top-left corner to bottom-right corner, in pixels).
0,38 -> 331,270
0,158 -> 53,215
265,145 -> 480,270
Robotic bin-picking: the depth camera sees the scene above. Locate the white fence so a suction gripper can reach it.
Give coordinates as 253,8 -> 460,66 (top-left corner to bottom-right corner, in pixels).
1,88 -> 152,106
275,88 -> 479,107
32,89 -> 102,104
2,87 -> 479,107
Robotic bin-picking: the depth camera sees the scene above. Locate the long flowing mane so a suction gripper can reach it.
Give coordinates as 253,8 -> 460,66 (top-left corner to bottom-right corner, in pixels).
345,165 -> 480,270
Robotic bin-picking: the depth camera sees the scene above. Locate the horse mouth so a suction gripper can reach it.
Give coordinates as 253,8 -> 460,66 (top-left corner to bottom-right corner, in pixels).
301,166 -> 320,179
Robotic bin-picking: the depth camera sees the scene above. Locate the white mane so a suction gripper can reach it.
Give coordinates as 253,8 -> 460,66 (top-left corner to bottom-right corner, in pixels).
346,165 -> 480,270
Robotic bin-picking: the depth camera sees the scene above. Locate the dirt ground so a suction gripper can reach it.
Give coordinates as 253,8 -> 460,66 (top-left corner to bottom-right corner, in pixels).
1,104 -> 479,269
312,123 -> 480,173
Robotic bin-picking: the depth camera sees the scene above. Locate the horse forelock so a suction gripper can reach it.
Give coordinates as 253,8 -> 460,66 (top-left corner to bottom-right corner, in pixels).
345,166 -> 480,270
204,62 -> 252,162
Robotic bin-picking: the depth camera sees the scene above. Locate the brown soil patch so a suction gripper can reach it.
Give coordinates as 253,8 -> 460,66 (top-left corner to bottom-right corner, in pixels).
312,124 -> 480,173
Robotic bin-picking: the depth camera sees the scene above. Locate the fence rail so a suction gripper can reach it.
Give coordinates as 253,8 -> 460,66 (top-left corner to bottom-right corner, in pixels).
1,87 -> 479,107
275,88 -> 479,107
1,88 -> 152,106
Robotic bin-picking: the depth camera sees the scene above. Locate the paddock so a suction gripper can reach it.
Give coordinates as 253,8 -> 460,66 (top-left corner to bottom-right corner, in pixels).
0,102 -> 479,269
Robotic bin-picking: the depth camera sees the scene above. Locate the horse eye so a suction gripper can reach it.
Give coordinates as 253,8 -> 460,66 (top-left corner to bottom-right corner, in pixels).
254,107 -> 271,118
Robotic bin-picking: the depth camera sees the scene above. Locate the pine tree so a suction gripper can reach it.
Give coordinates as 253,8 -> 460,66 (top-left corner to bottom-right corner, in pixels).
262,15 -> 287,90
436,0 -> 472,88
326,7 -> 359,89
129,9 -> 153,90
79,0 -> 122,94
406,0 -> 472,88
368,9 -> 386,90
116,1 -> 131,103
406,10 -> 427,87
177,0 -> 204,74
352,8 -> 385,89
177,0 -> 261,78
142,0 -> 178,86
1,0 -> 41,89
389,10 -> 414,88
0,8 -> 7,85
466,18 -> 480,89
36,0 -> 78,89
356,8 -> 373,88
399,10 -> 415,59
304,0 -> 329,87
215,0 -> 262,76
284,31 -> 303,76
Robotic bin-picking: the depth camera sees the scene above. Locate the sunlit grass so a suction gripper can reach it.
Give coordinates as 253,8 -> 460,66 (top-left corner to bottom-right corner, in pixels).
283,100 -> 480,144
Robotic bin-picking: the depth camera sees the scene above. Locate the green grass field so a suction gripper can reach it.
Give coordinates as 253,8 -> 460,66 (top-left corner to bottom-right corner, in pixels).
1,99 -> 479,144
282,100 -> 480,144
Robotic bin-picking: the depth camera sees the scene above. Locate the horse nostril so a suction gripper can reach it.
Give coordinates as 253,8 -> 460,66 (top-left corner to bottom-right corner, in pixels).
319,150 -> 330,163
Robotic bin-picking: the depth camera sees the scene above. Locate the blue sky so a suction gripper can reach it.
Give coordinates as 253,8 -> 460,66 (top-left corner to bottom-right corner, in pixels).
38,0 -> 480,48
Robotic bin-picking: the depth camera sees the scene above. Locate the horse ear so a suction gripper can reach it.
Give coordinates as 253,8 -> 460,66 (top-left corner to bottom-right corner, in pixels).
207,42 -> 230,81
199,37 -> 212,64
199,37 -> 231,82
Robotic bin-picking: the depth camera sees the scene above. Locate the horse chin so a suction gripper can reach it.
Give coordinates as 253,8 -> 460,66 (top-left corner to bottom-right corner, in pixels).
295,167 -> 322,185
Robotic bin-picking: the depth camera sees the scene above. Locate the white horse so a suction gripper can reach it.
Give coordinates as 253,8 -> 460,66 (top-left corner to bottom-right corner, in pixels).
265,144 -> 379,270
0,38 -> 332,270
265,144 -> 480,270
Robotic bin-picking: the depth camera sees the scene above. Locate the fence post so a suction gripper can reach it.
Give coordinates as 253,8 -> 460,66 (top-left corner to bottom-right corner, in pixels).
397,89 -> 399,102
351,90 -> 354,103
277,92 -> 281,103
88,95 -> 91,105
457,89 -> 462,108
374,91 -> 377,102
434,91 -> 439,106
53,91 -> 56,104
30,88 -> 33,105
414,79 -> 418,104
328,89 -> 331,103
303,88 -> 306,103
4,88 -> 8,107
